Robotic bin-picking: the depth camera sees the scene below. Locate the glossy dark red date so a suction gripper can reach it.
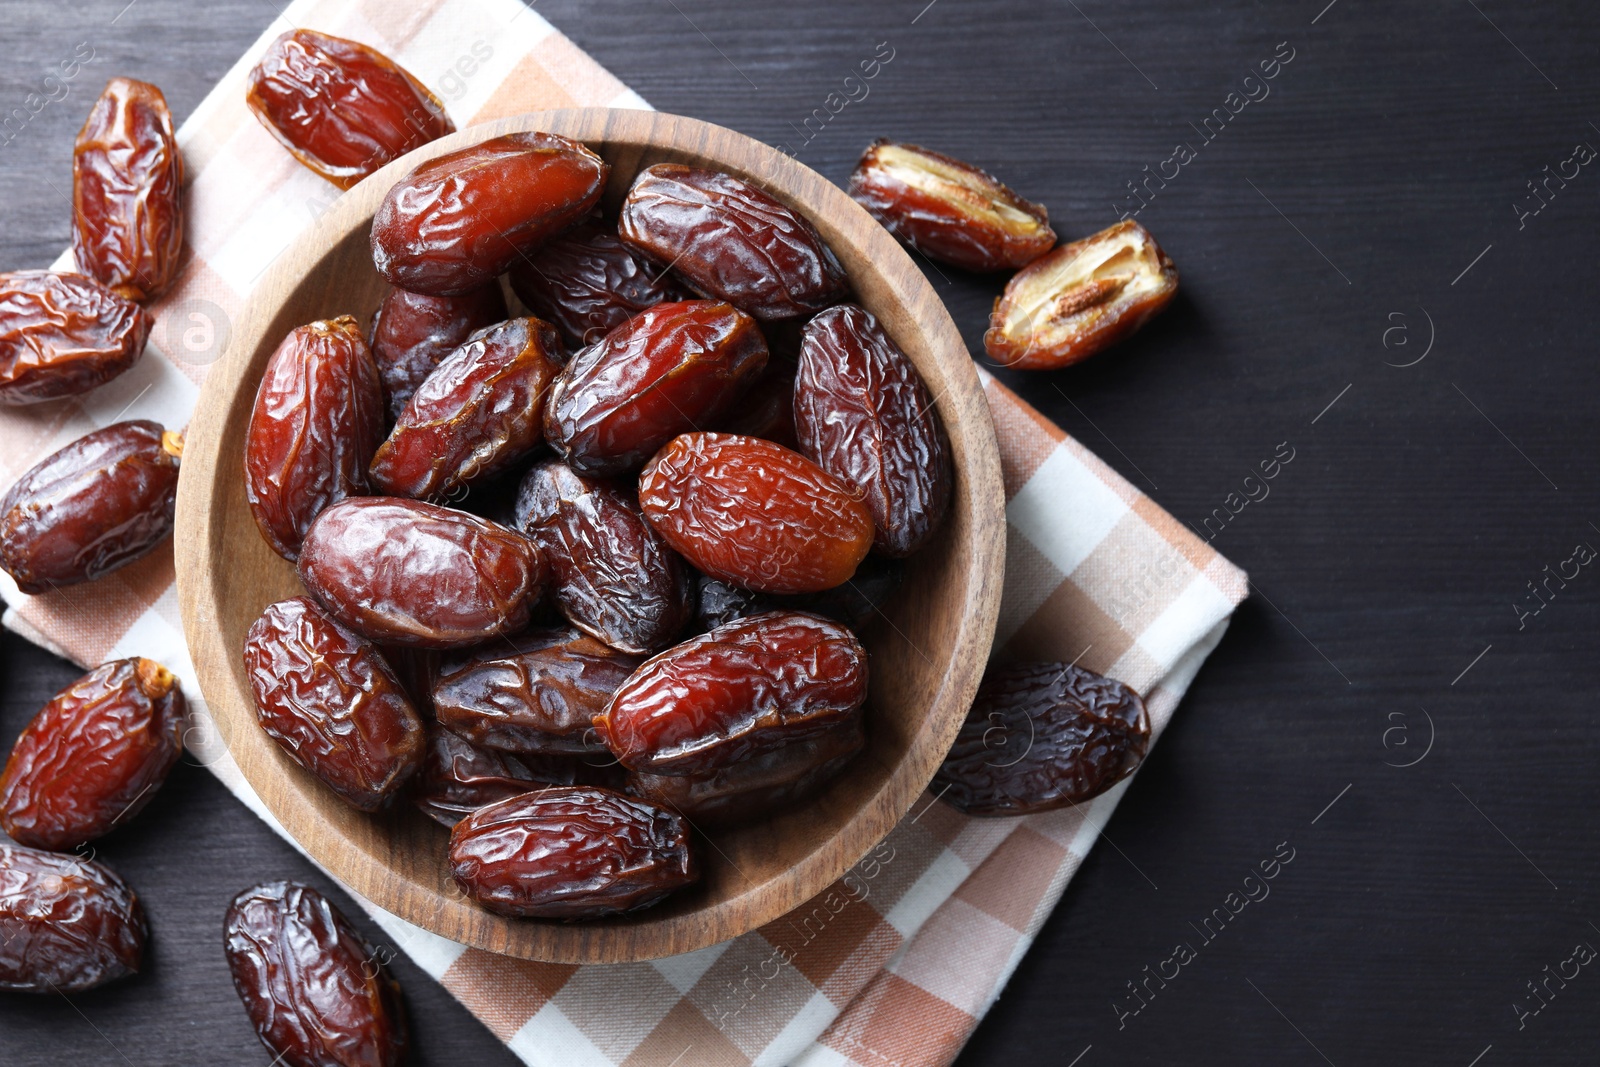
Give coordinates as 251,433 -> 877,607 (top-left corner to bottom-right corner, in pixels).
225,880 -> 407,1066
448,786 -> 697,918
0,420 -> 180,594
369,285 -> 507,420
0,843 -> 147,993
412,728 -> 604,827
0,270 -> 148,405
245,597 -> 426,811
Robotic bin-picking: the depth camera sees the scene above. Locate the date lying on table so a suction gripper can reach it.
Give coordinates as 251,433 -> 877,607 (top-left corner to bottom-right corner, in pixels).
0,842 -> 147,993
0,658 -> 185,851
934,661 -> 1151,816
226,880 -> 408,1067
0,420 -> 181,593
449,786 -> 697,919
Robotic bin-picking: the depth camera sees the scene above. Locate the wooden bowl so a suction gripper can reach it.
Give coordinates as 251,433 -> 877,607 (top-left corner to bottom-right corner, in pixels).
175,108 -> 1004,963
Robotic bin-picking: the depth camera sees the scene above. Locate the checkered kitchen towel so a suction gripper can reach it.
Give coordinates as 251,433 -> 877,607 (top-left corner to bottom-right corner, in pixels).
0,0 -> 1248,1063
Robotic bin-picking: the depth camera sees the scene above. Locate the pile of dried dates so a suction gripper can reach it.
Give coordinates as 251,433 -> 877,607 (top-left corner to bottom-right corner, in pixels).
0,25 -> 1167,1065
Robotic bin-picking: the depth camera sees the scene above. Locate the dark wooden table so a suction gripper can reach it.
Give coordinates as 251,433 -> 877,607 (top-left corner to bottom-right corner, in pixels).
5,1 -> 1600,1063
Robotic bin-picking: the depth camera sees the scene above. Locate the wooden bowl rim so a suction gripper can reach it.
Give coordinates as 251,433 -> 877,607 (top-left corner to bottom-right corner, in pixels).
174,107 -> 1004,963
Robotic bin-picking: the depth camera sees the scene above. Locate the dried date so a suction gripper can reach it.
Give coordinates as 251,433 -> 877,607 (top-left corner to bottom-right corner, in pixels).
618,164 -> 849,320
984,219 -> 1178,370
595,610 -> 867,776
244,597 -> 426,811
371,132 -> 607,296
0,843 -> 147,993
628,719 -> 863,830
369,317 -> 564,500
247,29 -> 455,189
433,627 -> 640,756
638,433 -> 874,594
795,304 -> 952,556
413,728 -> 604,827
544,300 -> 768,477
448,786 -> 696,918
298,497 -> 545,648
694,555 -> 903,632
72,77 -> 184,301
848,141 -> 1054,272
0,270 -> 149,405
0,658 -> 185,850
369,285 -> 507,420
508,219 -> 691,348
244,316 -> 385,561
514,461 -> 692,653
717,357 -> 798,448
225,880 -> 408,1066
0,420 -> 180,594
933,661 -> 1150,816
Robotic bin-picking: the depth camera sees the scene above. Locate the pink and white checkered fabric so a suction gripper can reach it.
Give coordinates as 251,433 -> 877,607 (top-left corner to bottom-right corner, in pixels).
0,1 -> 1247,1063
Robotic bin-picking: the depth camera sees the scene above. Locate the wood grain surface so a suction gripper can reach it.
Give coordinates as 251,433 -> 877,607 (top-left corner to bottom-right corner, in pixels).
174,107 -> 1003,964
3,0 -> 1600,1063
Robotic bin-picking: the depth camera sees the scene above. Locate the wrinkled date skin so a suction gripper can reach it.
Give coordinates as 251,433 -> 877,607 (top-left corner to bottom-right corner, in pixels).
596,610 -> 868,776
245,316 -> 385,561
413,728 -> 606,827
695,555 -> 904,632
0,420 -> 180,594
515,461 -> 693,654
628,720 -> 863,830
984,219 -> 1178,370
0,844 -> 147,993
848,141 -> 1055,273
298,497 -> 545,648
0,658 -> 185,851
369,285 -> 507,420
371,132 -> 607,296
72,77 -> 184,302
244,597 -> 426,812
639,433 -> 874,595
225,881 -> 408,1067
619,164 -> 849,320
247,29 -> 454,190
544,300 -> 768,477
795,304 -> 952,557
449,787 -> 696,919
433,627 -> 641,756
0,270 -> 149,405
370,317 -> 564,500
934,662 -> 1151,816
509,220 -> 691,348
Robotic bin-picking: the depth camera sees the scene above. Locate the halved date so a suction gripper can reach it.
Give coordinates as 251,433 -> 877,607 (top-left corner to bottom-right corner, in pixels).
848,141 -> 1054,272
628,719 -> 863,830
371,132 -> 607,296
433,627 -> 640,756
514,461 -> 692,653
933,661 -> 1150,816
449,786 -> 696,919
0,270 -> 148,405
225,881 -> 407,1066
638,433 -> 873,595
369,284 -> 507,420
984,220 -> 1178,370
72,77 -> 184,301
544,300 -> 768,477
247,29 -> 454,189
0,658 -> 185,851
595,610 -> 867,776
508,219 -> 691,348
413,728 -> 606,827
244,316 -> 385,561
298,497 -> 545,648
619,164 -> 849,320
0,843 -> 146,993
244,596 -> 426,811
795,304 -> 952,557
369,317 -> 564,500
0,420 -> 180,594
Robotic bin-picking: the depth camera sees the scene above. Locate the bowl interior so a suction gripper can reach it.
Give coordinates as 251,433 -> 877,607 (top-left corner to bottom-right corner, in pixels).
175,108 -> 1003,963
